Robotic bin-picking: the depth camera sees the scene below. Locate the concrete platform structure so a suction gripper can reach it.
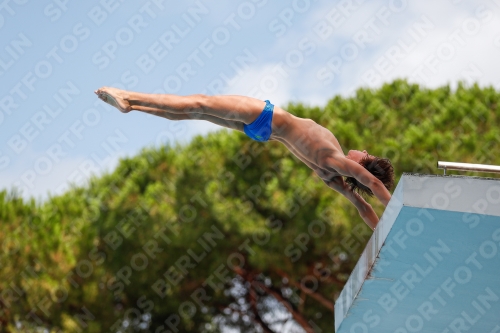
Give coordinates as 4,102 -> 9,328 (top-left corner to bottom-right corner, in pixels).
334,173 -> 500,333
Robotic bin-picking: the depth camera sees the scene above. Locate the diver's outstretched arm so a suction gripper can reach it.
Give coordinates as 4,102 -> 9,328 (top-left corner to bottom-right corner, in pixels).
324,176 -> 379,230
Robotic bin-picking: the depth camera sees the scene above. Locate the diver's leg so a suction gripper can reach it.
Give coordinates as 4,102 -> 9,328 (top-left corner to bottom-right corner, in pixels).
142,110 -> 245,133
95,87 -> 266,124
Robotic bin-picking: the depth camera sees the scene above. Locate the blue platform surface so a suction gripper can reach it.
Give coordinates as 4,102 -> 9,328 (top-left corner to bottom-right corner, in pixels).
335,173 -> 500,333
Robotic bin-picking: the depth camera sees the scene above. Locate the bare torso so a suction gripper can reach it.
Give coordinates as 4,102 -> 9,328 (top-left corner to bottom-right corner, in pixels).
269,108 -> 345,181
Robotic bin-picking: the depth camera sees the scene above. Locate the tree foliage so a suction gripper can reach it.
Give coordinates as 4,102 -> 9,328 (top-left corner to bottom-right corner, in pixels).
0,80 -> 499,332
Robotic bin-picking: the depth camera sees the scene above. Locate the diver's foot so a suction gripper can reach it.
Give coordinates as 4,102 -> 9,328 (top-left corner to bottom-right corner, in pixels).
95,87 -> 132,113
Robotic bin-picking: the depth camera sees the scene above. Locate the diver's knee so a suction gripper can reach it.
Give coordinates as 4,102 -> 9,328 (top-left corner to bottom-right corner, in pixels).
189,94 -> 208,111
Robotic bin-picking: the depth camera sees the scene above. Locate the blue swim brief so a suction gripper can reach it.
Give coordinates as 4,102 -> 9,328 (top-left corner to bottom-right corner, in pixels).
243,100 -> 274,142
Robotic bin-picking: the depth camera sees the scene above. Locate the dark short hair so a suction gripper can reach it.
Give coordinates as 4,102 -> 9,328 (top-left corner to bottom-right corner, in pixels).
345,155 -> 395,197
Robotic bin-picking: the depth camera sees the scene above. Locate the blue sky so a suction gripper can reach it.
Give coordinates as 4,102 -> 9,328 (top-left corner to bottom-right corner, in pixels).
1,0 -> 500,200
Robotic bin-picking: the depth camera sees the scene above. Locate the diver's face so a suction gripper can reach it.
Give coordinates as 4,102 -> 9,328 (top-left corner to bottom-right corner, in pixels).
346,150 -> 368,162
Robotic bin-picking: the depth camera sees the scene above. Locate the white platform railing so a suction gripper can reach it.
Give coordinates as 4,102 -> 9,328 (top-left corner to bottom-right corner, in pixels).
437,161 -> 500,175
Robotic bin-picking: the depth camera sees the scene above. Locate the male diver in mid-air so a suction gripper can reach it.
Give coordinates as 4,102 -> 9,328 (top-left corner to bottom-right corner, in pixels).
95,87 -> 394,230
